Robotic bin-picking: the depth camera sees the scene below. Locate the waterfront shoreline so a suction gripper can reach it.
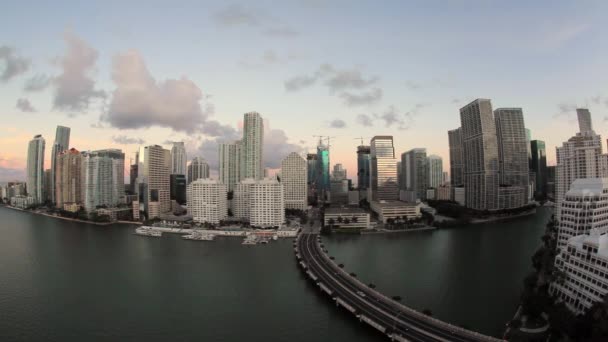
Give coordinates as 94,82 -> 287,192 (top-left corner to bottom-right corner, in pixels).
469,209 -> 537,224
1,205 -> 141,226
361,226 -> 435,234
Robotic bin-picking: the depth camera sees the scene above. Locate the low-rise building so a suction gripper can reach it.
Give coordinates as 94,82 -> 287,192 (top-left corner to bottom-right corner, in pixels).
348,190 -> 360,205
324,206 -> 370,230
551,229 -> 608,314
370,200 -> 421,224
453,187 -> 465,206
426,188 -> 436,200
436,185 -> 451,201
10,195 -> 35,209
63,203 -> 80,213
97,207 -> 132,221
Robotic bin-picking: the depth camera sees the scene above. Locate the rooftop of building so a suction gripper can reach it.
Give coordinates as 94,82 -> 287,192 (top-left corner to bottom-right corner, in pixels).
568,229 -> 608,259
371,200 -> 419,208
566,178 -> 608,197
325,206 -> 368,214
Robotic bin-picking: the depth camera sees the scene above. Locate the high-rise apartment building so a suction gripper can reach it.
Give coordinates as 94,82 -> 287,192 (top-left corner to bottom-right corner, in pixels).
241,112 -> 264,180
427,155 -> 443,189
494,108 -> 529,207
333,163 -> 347,181
370,136 -> 399,202
280,152 -> 307,210
82,149 -> 125,212
530,140 -> 547,198
460,99 -> 499,210
448,128 -> 464,187
187,157 -> 209,185
400,148 -> 427,202
233,178 -> 256,221
26,134 -> 45,204
43,169 -> 52,202
170,142 -> 187,176
55,148 -> 83,208
142,145 -> 170,217
555,109 -> 608,220
219,142 -> 241,192
250,178 -> 284,228
50,125 -> 70,204
187,178 -> 227,224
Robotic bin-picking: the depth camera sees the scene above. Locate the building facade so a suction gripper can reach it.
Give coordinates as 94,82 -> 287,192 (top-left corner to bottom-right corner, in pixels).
187,178 -> 227,224
26,134 -> 45,204
448,128 -> 464,187
280,152 -> 307,210
357,145 -> 371,190
233,178 -> 256,221
370,136 -> 399,202
460,99 -> 500,211
530,140 -> 548,198
316,141 -> 330,196
250,178 -> 284,228
55,148 -> 83,208
400,148 -> 427,202
142,145 -> 170,217
82,149 -> 125,212
427,155 -> 443,189
170,174 -> 187,205
50,125 -> 70,204
170,141 -> 187,176
241,112 -> 264,180
219,142 -> 241,192
187,157 -> 209,185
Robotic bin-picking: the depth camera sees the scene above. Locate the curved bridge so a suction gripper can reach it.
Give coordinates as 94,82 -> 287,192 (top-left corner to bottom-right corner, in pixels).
294,233 -> 503,342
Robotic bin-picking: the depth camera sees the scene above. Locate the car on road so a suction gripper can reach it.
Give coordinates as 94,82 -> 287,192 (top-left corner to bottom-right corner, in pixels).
356,291 -> 366,297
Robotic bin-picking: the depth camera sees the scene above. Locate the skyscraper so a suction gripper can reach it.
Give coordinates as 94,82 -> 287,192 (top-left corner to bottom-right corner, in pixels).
332,163 -> 347,181
460,99 -> 499,211
448,128 -> 464,186
142,145 -> 170,217
26,134 -> 45,204
400,148 -> 427,201
170,142 -> 187,176
280,152 -> 307,210
241,112 -> 264,180
357,145 -> 371,190
555,109 -> 608,222
530,140 -> 547,198
219,142 -> 241,192
577,108 -> 593,134
370,136 -> 398,201
427,155 -> 443,189
82,149 -> 125,212
494,108 -> 529,206
50,125 -> 70,204
187,157 -> 210,185
55,148 -> 83,208
316,141 -> 330,196
250,178 -> 284,228
170,174 -> 187,205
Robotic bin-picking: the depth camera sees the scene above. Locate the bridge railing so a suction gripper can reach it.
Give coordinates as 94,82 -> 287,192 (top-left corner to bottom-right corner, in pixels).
313,234 -> 503,342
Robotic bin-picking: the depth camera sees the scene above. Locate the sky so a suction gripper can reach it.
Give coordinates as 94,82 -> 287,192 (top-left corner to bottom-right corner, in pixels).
1,0 -> 608,182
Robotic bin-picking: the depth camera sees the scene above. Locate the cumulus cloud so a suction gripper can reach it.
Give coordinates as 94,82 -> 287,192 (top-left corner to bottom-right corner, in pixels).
102,50 -> 212,133
213,4 -> 298,38
0,46 -> 30,82
284,75 -> 317,91
53,33 -> 106,113
356,114 -> 374,127
24,74 -> 51,92
112,135 -> 145,145
285,64 -> 381,106
554,103 -> 577,118
264,129 -> 306,168
329,119 -> 347,128
201,119 -> 241,139
239,50 -> 301,68
340,88 -> 382,106
16,98 -> 36,112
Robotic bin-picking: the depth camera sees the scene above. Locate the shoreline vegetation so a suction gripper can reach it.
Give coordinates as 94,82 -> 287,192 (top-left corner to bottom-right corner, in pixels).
1,205 -> 141,226
427,200 -> 538,228
505,214 -> 608,341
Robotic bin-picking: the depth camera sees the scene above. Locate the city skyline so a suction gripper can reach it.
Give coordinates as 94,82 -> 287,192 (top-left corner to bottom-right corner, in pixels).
2,1 -> 608,183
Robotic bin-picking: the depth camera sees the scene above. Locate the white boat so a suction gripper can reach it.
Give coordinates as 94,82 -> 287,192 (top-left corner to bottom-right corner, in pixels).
134,227 -> 162,237
183,231 -> 215,241
242,235 -> 258,245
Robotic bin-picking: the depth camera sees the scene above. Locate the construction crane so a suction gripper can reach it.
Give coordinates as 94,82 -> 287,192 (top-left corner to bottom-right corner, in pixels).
353,136 -> 371,146
312,135 -> 337,149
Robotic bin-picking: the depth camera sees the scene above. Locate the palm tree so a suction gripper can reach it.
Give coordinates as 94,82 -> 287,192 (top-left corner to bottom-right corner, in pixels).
368,283 -> 376,289
337,216 -> 344,224
344,218 -> 351,225
352,216 -> 358,223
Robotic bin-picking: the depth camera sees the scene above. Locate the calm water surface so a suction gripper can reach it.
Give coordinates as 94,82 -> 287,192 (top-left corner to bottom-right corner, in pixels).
0,206 -> 550,341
